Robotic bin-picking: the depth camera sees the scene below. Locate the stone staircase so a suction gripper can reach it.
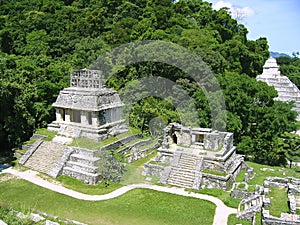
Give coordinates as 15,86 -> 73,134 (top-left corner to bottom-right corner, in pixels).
62,147 -> 101,184
23,141 -> 67,176
58,125 -> 81,138
167,153 -> 203,189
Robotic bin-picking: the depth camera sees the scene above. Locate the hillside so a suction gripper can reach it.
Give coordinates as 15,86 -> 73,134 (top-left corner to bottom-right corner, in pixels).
270,51 -> 291,58
0,0 -> 297,165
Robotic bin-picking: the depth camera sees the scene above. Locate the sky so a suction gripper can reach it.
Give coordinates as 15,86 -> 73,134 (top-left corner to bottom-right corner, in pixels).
206,0 -> 300,56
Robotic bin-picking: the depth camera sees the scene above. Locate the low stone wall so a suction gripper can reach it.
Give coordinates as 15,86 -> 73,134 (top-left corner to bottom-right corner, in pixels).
201,173 -> 232,190
262,209 -> 300,225
48,147 -> 75,178
144,163 -> 165,177
100,134 -> 141,150
126,142 -> 160,163
288,183 -> 300,194
231,190 -> 255,199
19,140 -> 44,165
118,138 -> 153,154
264,177 -> 288,188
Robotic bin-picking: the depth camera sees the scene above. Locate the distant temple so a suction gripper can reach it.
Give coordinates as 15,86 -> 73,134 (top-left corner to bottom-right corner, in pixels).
256,57 -> 300,120
48,69 -> 128,141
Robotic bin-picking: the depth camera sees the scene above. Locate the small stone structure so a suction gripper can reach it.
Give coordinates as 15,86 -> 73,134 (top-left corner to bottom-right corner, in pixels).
48,69 -> 128,141
256,57 -> 300,120
144,123 -> 244,190
236,176 -> 300,224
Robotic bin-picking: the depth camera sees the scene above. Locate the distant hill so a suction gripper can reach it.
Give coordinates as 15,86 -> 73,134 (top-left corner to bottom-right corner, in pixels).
270,51 -> 291,58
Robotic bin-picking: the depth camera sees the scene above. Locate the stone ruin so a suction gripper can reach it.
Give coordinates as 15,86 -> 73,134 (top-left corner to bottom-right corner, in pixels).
47,69 -> 128,141
256,57 -> 300,120
19,69 -> 158,184
144,123 -> 245,190
233,175 -> 300,224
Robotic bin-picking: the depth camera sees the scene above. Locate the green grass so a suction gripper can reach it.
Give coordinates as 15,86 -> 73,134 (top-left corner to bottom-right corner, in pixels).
69,128 -> 143,150
227,214 -> 252,225
188,188 -> 241,208
246,161 -> 300,186
0,206 -> 43,225
202,170 -> 227,177
121,151 -> 157,185
35,128 -> 57,141
148,161 -> 169,166
0,178 -> 216,225
116,136 -> 149,153
0,205 -> 70,225
56,175 -> 123,195
255,212 -> 262,225
267,186 -> 290,217
236,170 -> 246,182
237,183 -> 246,189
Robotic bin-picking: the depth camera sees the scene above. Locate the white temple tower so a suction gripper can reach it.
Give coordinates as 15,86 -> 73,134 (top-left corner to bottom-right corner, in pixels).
256,57 -> 300,120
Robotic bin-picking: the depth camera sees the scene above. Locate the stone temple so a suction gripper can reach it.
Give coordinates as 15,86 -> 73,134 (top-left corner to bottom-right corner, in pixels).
256,57 -> 300,120
144,123 -> 244,190
48,69 -> 128,141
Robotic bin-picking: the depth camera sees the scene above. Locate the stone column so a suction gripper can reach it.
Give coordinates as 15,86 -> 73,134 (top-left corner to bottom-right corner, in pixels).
81,111 -> 89,125
91,112 -> 100,127
65,109 -> 71,122
55,108 -> 64,122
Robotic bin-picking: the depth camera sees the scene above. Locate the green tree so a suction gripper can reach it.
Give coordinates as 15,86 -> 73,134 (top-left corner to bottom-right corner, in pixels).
97,150 -> 125,183
277,132 -> 300,168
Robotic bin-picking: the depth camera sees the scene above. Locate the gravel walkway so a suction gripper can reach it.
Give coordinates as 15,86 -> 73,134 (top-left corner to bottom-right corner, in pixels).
1,168 -> 237,225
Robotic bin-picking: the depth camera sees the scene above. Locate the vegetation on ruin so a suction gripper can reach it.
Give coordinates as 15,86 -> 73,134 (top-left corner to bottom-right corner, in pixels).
0,178 -> 215,225
202,169 -> 228,177
0,0 -> 299,166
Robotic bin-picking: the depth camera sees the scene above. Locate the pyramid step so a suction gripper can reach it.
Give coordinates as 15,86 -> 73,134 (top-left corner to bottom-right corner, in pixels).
74,148 -> 99,158
168,180 -> 194,188
69,154 -> 100,166
62,167 -> 100,184
65,161 -> 99,173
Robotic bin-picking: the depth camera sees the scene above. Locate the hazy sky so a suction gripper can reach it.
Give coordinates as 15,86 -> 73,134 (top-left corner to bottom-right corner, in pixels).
206,0 -> 300,56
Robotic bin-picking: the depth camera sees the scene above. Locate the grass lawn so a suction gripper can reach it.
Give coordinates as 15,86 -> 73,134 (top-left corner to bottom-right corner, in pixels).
246,161 -> 300,186
0,178 -> 215,225
56,175 -> 124,195
188,188 -> 241,208
267,186 -> 290,217
121,151 -> 157,185
227,214 -> 252,225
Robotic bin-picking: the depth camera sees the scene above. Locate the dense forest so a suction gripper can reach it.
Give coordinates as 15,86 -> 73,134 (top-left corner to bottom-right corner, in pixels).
0,0 -> 299,165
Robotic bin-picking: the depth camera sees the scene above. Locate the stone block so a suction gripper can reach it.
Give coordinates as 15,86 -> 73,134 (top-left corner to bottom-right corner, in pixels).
45,221 -> 60,225
30,213 -> 45,222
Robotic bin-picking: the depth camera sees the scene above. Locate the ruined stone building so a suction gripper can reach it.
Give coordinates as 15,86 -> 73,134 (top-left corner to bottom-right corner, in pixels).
47,69 -> 128,141
256,57 -> 300,120
144,123 -> 244,190
19,69 -> 156,184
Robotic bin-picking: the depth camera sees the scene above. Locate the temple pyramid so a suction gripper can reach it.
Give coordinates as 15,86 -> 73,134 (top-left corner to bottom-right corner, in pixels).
256,57 -> 300,120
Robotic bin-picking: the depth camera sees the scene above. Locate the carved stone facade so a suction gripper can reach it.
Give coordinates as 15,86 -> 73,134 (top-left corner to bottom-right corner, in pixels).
48,69 -> 128,141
